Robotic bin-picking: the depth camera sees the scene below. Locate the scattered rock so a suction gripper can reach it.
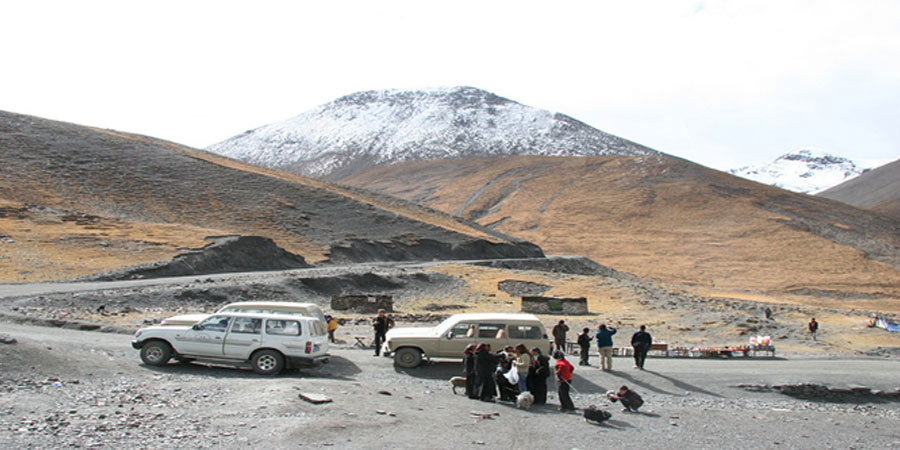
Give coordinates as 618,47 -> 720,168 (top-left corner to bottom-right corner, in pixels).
0,334 -> 17,344
298,393 -> 333,404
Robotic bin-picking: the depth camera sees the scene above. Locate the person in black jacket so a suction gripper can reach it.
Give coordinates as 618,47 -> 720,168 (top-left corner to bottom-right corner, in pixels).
372,309 -> 394,356
577,328 -> 593,366
463,343 -> 477,399
608,385 -> 644,412
631,325 -> 652,370
529,347 -> 550,405
474,343 -> 499,402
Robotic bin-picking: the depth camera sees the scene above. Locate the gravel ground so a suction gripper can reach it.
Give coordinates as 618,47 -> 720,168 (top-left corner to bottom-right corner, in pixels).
2,322 -> 900,449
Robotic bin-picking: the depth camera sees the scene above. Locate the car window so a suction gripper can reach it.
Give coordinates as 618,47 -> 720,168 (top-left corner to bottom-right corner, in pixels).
198,315 -> 232,332
231,317 -> 262,334
449,322 -> 477,338
266,319 -> 301,336
309,320 -> 327,336
477,323 -> 506,339
508,324 -> 543,340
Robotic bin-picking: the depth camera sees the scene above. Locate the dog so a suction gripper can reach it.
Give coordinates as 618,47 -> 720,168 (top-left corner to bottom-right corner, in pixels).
583,405 -> 612,424
450,376 -> 467,395
515,391 -> 534,410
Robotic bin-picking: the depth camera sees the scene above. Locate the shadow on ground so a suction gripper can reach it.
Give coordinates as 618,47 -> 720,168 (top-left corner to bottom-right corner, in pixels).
140,355 -> 361,380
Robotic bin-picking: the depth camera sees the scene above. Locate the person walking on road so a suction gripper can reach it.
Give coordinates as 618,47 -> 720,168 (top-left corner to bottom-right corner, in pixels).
372,309 -> 394,356
808,317 -> 819,341
326,315 -> 339,343
552,320 -> 569,353
595,324 -> 617,371
631,325 -> 652,370
553,350 -> 576,412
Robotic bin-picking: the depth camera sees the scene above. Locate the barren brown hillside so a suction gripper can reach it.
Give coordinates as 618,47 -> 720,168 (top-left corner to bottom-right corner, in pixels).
0,111 -> 539,282
819,158 -> 900,219
337,155 -> 900,298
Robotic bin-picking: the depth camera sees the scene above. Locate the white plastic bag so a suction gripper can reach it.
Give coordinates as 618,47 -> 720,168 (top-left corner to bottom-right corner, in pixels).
504,368 -> 519,384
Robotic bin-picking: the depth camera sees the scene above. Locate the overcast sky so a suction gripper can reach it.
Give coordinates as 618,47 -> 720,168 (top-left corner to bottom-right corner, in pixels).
2,1 -> 898,170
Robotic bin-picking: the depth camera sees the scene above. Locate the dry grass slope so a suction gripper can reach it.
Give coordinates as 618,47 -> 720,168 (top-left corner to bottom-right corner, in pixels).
338,155 -> 900,300
0,111 -> 533,282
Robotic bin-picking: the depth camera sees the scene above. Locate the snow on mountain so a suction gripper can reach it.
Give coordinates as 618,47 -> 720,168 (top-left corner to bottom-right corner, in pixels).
729,149 -> 890,195
206,86 -> 660,178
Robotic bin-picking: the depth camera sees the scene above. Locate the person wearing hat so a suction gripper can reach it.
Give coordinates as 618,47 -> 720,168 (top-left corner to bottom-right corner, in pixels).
576,327 -> 593,366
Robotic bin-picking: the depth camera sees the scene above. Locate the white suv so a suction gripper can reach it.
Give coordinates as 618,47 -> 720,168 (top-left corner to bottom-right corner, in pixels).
159,301 -> 326,326
132,312 -> 329,375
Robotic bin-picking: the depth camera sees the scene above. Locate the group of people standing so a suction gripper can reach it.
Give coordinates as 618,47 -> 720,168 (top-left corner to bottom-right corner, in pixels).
560,321 -> 654,371
461,343 -> 578,412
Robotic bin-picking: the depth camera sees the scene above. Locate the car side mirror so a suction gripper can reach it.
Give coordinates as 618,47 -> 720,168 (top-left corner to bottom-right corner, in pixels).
446,332 -> 454,340
192,324 -> 202,330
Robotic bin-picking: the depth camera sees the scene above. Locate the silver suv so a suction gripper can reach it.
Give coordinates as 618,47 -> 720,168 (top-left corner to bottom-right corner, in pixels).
384,313 -> 550,368
132,312 -> 329,375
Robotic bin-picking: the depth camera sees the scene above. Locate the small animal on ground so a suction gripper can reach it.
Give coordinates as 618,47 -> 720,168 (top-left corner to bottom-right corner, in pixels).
583,405 -> 612,424
516,391 -> 534,409
449,376 -> 466,395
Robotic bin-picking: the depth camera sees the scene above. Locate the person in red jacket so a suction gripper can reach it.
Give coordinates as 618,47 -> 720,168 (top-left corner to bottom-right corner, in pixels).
553,350 -> 576,412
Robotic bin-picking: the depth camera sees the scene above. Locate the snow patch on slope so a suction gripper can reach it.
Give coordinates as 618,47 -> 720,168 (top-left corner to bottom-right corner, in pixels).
729,149 -> 889,194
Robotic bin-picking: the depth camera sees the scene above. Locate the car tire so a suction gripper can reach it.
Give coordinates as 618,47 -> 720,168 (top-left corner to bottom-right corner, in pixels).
393,347 -> 423,368
251,349 -> 285,375
140,340 -> 172,366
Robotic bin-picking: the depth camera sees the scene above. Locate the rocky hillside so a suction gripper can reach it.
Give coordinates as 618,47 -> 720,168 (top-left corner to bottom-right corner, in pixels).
206,86 -> 660,179
0,111 -> 541,282
729,149 -> 888,194
819,158 -> 900,219
336,155 -> 900,298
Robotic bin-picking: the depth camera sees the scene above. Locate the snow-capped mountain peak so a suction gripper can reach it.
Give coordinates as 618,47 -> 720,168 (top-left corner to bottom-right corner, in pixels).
729,148 -> 888,194
206,86 -> 659,178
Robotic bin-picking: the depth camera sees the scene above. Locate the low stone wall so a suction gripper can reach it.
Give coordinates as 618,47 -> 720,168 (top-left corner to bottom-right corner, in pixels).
521,296 -> 588,315
331,294 -> 393,313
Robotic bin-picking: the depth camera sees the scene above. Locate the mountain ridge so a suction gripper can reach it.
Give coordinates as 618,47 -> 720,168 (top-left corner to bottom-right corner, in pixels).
207,86 -> 662,179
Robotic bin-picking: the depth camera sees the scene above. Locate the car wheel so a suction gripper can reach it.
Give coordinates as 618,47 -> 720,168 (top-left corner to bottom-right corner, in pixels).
393,348 -> 422,368
251,349 -> 285,375
140,340 -> 172,366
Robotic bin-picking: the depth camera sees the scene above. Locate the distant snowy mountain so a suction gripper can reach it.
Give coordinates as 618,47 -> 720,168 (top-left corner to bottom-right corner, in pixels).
729,149 -> 889,194
207,86 -> 660,178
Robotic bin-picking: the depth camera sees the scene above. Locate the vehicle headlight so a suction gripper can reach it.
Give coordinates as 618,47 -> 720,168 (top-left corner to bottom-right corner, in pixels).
134,330 -> 142,338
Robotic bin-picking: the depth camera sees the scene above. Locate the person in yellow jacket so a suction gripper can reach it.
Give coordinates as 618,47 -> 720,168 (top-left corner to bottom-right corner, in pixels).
326,315 -> 339,343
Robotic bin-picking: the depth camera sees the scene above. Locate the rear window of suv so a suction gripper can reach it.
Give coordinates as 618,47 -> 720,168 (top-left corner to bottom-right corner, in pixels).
265,319 -> 301,336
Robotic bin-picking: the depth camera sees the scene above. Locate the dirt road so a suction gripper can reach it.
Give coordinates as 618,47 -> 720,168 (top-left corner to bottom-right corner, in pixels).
2,322 -> 899,449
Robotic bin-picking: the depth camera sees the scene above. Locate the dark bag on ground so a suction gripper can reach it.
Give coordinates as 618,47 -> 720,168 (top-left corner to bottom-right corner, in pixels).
583,405 -> 611,423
